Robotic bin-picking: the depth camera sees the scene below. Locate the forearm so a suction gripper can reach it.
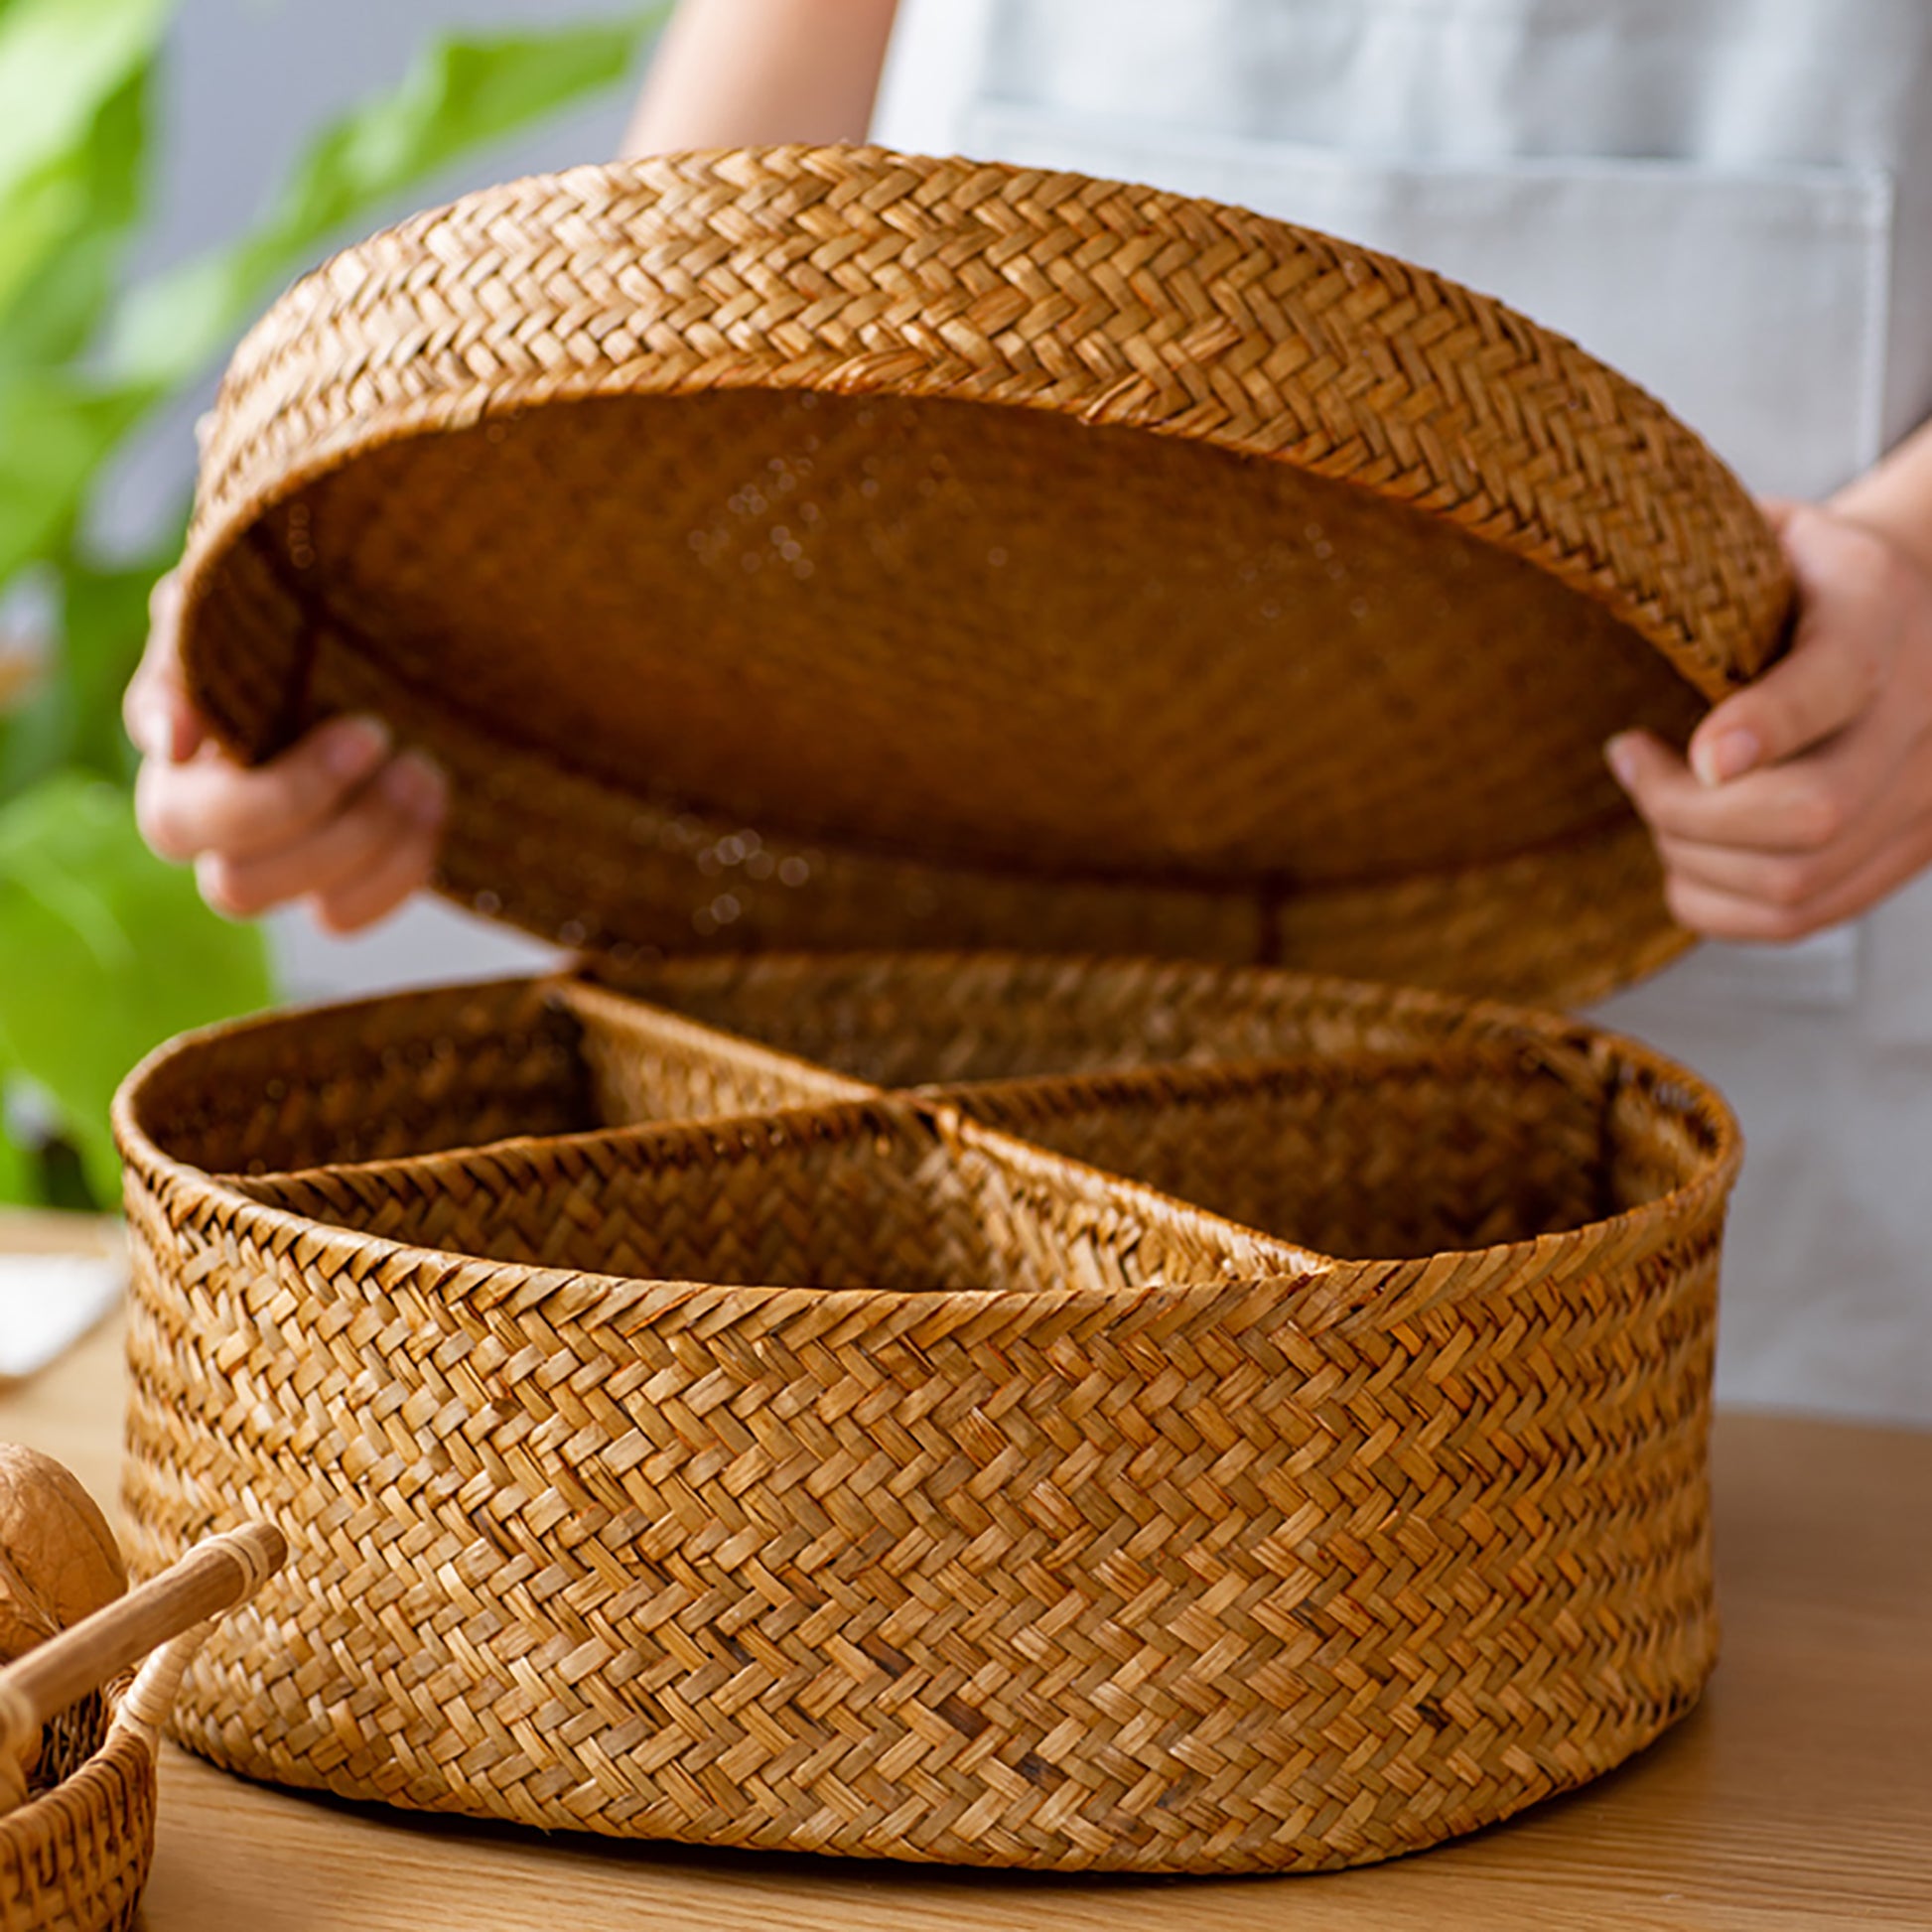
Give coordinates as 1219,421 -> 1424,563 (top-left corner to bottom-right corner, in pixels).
621,0 -> 900,156
1831,415 -> 1932,580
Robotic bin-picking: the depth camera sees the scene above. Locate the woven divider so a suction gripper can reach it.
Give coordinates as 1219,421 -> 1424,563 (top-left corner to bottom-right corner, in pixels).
229,1100 -> 1307,1295
116,953 -> 1738,1873
561,977 -> 869,1127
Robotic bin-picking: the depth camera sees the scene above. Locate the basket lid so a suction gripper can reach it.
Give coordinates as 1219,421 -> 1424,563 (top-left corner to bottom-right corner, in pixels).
178,145 -> 1790,1006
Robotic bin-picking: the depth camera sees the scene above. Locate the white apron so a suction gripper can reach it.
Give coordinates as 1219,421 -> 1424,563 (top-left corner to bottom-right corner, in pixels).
874,0 -> 1932,1424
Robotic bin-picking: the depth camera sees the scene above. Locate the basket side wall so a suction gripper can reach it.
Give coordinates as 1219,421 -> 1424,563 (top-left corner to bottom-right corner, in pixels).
0,1715 -> 155,1932
119,1158 -> 1725,1874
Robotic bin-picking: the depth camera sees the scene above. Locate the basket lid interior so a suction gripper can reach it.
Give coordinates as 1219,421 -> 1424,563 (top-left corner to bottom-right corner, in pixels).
178,145 -> 1790,1006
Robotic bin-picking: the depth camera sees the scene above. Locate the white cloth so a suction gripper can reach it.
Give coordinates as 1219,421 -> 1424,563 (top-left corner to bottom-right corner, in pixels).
0,1250 -> 122,1378
874,0 -> 1932,1423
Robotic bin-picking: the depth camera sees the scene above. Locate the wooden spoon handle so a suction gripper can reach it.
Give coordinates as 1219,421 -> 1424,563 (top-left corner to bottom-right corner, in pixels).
0,1523 -> 286,1771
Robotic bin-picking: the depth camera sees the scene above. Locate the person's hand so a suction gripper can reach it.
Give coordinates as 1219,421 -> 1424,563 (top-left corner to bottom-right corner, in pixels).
124,573 -> 448,933
1605,500 -> 1932,942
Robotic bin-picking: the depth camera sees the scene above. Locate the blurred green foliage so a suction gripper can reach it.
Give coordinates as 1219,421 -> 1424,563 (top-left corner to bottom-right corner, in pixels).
0,0 -> 665,1205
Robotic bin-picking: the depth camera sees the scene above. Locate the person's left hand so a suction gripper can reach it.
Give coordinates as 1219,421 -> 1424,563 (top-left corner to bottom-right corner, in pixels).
1606,499 -> 1932,942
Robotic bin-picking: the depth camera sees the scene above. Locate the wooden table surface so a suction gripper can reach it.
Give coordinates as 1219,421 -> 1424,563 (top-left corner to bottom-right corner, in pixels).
2,1219 -> 1928,1930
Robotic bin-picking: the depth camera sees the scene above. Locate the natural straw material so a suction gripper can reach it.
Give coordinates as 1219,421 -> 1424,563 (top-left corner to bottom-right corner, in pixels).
128,143 -> 1765,1872
118,956 -> 1739,1873
0,1693 -> 150,1932
173,146 -> 1789,1007
0,1527 -> 285,1931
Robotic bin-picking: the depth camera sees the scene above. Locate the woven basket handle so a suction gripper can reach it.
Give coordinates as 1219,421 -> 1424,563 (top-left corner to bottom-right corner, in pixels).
0,1523 -> 286,1808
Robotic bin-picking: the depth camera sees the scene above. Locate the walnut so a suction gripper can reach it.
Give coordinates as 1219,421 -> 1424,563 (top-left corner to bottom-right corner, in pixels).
0,1444 -> 127,1785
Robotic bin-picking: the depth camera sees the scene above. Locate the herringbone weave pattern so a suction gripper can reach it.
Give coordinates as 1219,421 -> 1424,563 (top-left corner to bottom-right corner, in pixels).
172,147 -> 1789,1007
117,955 -> 1739,1872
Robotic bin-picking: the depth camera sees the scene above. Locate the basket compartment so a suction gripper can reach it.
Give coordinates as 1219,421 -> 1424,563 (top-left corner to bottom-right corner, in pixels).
935,1042 -> 1720,1258
587,952 -> 1560,1087
117,976 -> 856,1177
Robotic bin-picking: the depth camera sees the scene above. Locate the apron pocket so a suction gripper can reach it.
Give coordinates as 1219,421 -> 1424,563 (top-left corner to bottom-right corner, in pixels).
961,101 -> 1893,502
962,101 -> 1893,1015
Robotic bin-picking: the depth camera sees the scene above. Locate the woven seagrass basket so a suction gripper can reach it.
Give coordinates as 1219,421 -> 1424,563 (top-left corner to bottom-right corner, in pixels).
117,146 -> 1786,1874
0,1527 -> 284,1931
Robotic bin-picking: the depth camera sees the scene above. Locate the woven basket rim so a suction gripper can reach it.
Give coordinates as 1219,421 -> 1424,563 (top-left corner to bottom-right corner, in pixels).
114,958 -> 1742,1325
0,1675 -> 148,1836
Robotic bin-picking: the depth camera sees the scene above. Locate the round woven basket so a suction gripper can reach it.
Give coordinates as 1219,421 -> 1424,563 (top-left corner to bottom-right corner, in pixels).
0,1528 -> 285,1930
117,955 -> 1739,1873
0,1684 -> 153,1932
173,144 -> 1789,1008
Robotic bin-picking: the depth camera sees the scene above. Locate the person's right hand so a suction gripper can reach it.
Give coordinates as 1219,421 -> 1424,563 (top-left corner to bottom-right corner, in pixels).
124,573 -> 448,934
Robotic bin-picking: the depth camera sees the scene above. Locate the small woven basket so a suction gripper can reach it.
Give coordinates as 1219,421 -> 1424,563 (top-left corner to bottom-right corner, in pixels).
118,145 -> 1781,1873
0,1687 -> 155,1932
0,1527 -> 285,1931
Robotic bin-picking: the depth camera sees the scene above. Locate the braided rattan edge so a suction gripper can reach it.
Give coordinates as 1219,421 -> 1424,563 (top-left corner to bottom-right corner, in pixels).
188,146 -> 1789,696
0,1682 -> 153,1932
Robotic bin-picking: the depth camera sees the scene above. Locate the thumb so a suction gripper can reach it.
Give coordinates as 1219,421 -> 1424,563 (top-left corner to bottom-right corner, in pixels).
123,572 -> 207,763
1686,502 -> 1886,787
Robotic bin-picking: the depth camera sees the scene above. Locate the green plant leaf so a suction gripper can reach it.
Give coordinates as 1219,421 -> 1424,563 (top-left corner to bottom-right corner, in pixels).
0,773 -> 270,1202
110,8 -> 668,389
0,372 -> 157,593
0,9 -> 672,1207
0,62 -> 152,374
0,538 -> 177,798
0,1073 -> 35,1207
59,546 -> 176,781
0,0 -> 164,335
